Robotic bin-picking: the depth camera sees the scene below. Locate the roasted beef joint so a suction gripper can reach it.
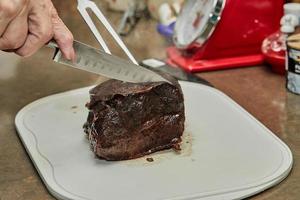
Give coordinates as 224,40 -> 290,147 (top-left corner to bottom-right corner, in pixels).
83,75 -> 185,161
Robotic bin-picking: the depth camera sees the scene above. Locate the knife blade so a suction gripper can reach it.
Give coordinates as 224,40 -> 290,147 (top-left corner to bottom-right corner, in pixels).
49,40 -> 170,84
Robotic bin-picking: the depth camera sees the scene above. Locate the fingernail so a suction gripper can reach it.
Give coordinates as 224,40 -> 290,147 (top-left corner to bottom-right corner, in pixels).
71,54 -> 76,63
70,49 -> 76,63
63,52 -> 71,60
64,49 -> 74,61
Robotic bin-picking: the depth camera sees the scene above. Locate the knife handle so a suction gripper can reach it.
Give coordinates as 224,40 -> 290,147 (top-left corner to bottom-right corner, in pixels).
46,40 -> 61,61
46,40 -> 58,49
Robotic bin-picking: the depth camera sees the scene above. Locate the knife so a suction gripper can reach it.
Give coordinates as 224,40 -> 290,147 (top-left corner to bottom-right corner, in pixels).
48,40 -> 170,84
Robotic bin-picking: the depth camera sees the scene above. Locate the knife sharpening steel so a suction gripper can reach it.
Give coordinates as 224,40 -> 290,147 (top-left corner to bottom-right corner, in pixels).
167,0 -> 284,72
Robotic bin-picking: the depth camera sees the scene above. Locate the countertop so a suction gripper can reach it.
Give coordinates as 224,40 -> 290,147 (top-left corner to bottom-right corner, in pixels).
0,1 -> 299,199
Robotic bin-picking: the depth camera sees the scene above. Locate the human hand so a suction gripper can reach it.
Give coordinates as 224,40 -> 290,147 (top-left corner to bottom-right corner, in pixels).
0,0 -> 75,60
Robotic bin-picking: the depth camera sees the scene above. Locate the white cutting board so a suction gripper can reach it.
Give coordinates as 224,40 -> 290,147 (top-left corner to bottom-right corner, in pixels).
15,81 -> 293,200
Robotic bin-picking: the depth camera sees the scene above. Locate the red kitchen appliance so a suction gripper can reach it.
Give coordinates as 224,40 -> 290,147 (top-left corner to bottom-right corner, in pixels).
166,0 -> 284,72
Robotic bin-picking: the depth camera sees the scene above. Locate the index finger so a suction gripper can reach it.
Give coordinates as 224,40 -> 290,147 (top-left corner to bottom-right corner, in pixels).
52,14 -> 75,61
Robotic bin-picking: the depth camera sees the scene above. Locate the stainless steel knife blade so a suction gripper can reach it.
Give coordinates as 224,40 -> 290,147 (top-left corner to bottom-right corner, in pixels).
51,40 -> 170,84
